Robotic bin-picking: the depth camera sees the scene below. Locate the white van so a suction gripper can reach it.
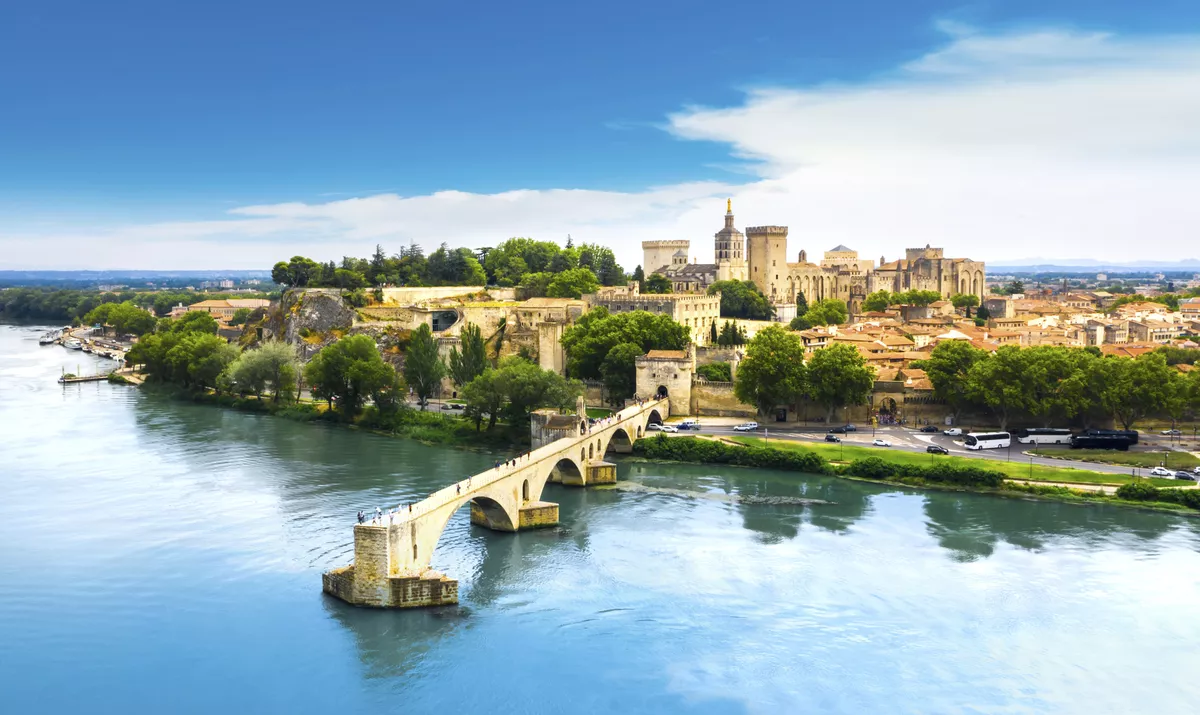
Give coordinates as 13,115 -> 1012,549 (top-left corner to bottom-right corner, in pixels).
679,419 -> 701,430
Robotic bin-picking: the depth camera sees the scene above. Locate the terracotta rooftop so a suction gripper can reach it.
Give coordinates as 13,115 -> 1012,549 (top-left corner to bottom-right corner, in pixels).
644,349 -> 688,360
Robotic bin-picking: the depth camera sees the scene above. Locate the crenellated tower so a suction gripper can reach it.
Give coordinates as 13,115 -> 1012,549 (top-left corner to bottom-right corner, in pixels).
746,225 -> 789,300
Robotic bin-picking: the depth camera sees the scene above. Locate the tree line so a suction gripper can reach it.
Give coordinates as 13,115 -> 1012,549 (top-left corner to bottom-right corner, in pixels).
0,287 -> 274,324
917,342 -> 1200,431
271,237 -> 627,301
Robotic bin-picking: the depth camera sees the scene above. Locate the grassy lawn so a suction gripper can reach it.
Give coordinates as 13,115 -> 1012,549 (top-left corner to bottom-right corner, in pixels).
1030,448 -> 1199,471
726,436 -> 1184,488
586,407 -> 614,418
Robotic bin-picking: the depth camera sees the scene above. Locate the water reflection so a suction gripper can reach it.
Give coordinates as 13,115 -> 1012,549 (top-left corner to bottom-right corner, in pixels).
923,492 -> 1197,562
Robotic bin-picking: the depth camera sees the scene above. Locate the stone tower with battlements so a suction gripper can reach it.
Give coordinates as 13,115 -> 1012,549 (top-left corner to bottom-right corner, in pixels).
746,225 -> 789,301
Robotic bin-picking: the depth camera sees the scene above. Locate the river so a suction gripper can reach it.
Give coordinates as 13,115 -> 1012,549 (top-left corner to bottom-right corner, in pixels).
2,322 -> 1198,714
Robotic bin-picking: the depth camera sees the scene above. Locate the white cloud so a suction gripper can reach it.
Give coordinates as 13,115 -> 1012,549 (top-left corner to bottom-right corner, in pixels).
4,23 -> 1200,270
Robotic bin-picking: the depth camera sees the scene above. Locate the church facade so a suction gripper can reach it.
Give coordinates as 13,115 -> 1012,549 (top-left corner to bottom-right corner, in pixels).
641,201 -> 986,318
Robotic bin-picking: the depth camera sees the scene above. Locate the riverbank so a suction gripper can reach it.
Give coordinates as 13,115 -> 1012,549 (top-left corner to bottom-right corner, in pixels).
135,382 -> 528,452
633,435 -> 1200,516
728,435 -> 1185,488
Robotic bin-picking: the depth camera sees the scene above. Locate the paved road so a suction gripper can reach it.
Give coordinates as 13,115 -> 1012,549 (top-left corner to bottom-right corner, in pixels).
671,423 -> 1178,478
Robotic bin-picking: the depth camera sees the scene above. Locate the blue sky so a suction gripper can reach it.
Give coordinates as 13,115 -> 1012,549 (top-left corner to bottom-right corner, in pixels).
2,0 -> 1199,269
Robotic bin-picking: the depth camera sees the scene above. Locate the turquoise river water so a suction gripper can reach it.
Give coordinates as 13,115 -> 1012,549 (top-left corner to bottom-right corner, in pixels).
2,323 -> 1199,714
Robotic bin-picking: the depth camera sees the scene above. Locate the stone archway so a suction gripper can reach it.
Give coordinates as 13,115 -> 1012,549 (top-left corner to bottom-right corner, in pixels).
549,457 -> 585,487
647,408 -> 664,426
470,495 -> 517,532
606,426 -> 634,455
656,385 -> 669,399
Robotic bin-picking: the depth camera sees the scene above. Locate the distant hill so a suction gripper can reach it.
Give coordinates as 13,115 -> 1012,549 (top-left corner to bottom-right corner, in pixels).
0,269 -> 271,288
990,258 -> 1200,273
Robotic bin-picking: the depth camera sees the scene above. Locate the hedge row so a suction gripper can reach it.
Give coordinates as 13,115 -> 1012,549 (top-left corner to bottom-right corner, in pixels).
840,456 -> 1006,488
1116,481 -> 1200,510
633,435 -> 832,474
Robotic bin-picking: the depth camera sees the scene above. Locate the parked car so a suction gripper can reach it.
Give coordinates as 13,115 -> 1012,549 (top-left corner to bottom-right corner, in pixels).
872,438 -> 891,447
646,423 -> 663,431
1161,429 -> 1182,436
1174,472 -> 1196,481
440,403 -> 454,411
920,425 -> 939,433
1149,466 -> 1173,477
733,422 -> 759,432
825,434 -> 841,443
1194,466 -> 1200,476
944,428 -> 963,437
926,445 -> 949,455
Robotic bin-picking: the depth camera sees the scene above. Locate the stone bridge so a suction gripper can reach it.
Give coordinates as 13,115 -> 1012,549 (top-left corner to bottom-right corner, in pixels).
323,397 -> 668,608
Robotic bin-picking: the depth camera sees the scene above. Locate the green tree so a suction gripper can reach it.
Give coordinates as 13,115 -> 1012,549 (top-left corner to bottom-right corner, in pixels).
696,362 -> 732,382
806,343 -> 874,423
84,301 -> 157,335
632,265 -> 645,291
1003,280 -> 1025,295
644,273 -> 672,294
708,280 -> 774,320
965,346 -> 1028,431
560,307 -> 689,382
804,298 -> 848,326
333,268 -> 368,290
709,320 -> 719,344
229,307 -> 253,326
975,304 -> 991,321
518,271 -> 555,297
733,326 -> 808,416
305,334 -> 398,418
170,311 -> 219,335
224,340 -> 299,401
795,290 -> 808,316
1021,346 -> 1087,427
1092,353 -> 1182,430
546,267 -> 600,298
919,341 -> 987,422
861,290 -> 893,313
894,290 -> 942,307
599,342 -> 644,403
951,293 -> 980,317
448,323 -> 488,388
271,256 -> 321,287
788,315 -> 813,331
403,323 -> 447,409
484,238 -> 561,286
577,243 -> 624,286
496,356 -> 582,425
462,367 -> 505,430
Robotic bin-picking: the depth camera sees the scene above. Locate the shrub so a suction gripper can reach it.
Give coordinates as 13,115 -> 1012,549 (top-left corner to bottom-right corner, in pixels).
841,457 -> 1004,488
633,435 -> 832,474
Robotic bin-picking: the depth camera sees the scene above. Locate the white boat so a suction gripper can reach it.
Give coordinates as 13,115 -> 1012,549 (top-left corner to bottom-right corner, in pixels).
64,339 -> 83,350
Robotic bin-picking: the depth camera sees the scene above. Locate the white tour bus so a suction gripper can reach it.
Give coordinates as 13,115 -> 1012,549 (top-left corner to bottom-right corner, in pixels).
1014,428 -> 1072,445
964,432 -> 1012,450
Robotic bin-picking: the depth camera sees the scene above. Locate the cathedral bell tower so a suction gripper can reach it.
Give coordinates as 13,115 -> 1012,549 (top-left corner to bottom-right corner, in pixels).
714,199 -> 747,282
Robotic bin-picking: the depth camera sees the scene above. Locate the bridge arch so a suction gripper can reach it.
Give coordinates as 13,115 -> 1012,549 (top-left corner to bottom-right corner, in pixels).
606,426 -> 633,455
469,495 -> 516,532
647,408 -> 664,426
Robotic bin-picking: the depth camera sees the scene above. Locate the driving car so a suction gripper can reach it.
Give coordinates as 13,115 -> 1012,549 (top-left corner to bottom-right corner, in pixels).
678,419 -> 701,431
1194,466 -> 1200,476
944,428 -> 963,437
646,423 -> 662,431
926,444 -> 948,455
1174,471 -> 1196,481
920,425 -> 939,433
872,438 -> 891,447
733,422 -> 759,432
1149,466 -> 1173,477
825,434 -> 841,443
1161,429 -> 1182,435
657,424 -> 679,433
828,425 -> 856,434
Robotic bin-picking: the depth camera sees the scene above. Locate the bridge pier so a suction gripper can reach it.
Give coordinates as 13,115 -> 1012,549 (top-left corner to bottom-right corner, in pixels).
469,501 -> 561,531
322,524 -> 459,609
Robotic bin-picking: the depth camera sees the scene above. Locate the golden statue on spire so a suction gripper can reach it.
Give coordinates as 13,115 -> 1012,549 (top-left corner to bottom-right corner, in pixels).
727,198 -> 732,213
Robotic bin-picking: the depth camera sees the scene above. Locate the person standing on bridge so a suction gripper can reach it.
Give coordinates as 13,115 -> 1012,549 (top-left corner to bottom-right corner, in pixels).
456,484 -> 461,495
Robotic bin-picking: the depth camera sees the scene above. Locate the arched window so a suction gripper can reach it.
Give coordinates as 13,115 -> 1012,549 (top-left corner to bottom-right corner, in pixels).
522,479 -> 529,501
